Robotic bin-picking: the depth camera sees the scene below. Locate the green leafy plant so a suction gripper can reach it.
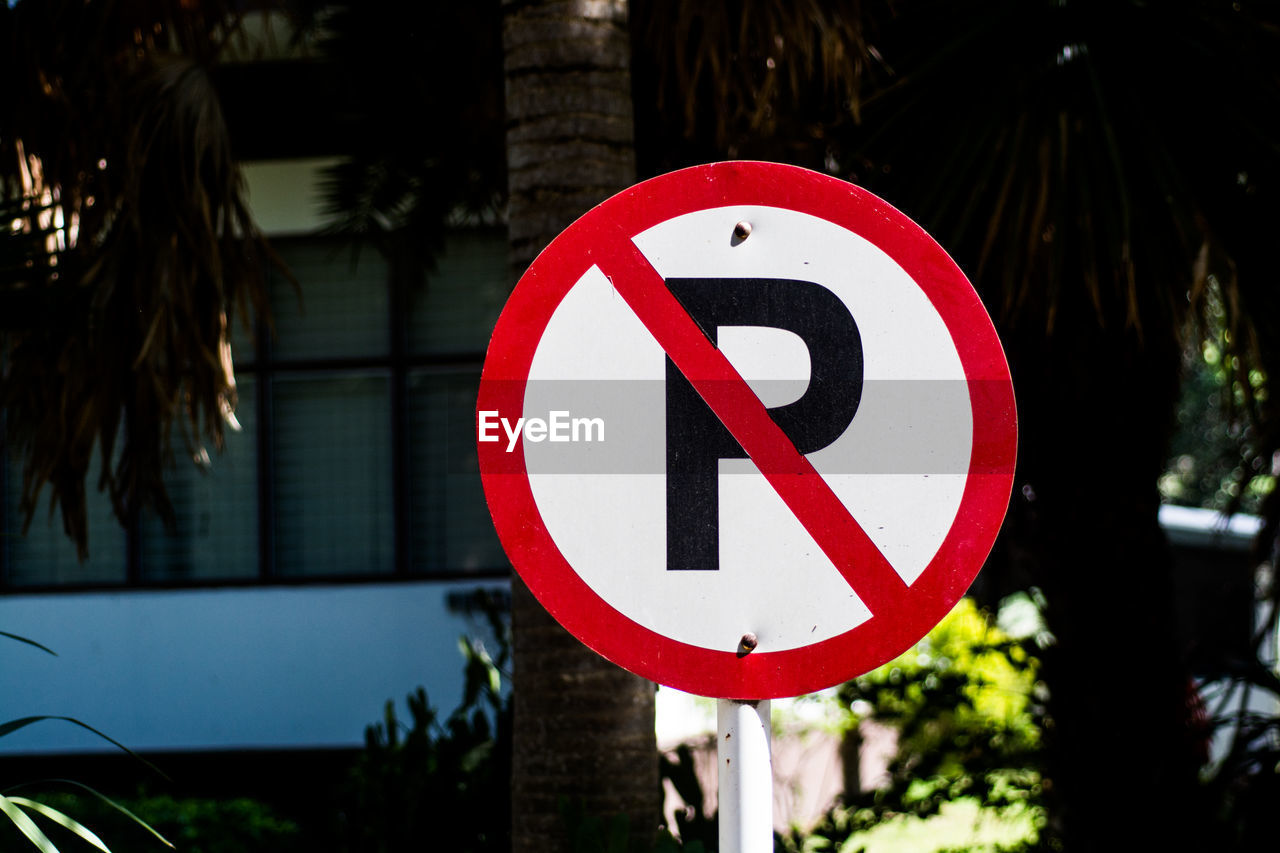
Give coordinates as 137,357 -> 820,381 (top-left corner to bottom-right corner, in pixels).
1,792 -> 114,853
563,751 -> 717,853
2,627 -> 175,845
656,743 -> 716,852
335,624 -> 511,852
1161,282 -> 1276,515
13,791 -> 299,853
1,781 -> 178,853
783,599 -> 1048,853
2,630 -> 173,852
559,801 -> 642,853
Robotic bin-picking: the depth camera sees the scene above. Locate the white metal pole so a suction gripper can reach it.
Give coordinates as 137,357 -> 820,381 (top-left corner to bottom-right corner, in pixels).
717,698 -> 773,853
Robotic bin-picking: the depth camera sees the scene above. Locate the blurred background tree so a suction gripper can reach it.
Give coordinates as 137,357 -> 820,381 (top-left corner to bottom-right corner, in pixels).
0,0 -> 278,556
631,2 -> 1280,848
784,598 -> 1048,852
1161,283 -> 1276,515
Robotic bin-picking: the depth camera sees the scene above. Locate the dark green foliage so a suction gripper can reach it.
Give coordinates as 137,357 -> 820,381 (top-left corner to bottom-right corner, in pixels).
0,0 -> 277,555
293,0 -> 507,275
642,601 -> 1050,852
548,737 -> 704,853
781,600 -> 1048,853
651,834 -> 710,853
1197,628 -> 1280,853
658,744 -> 717,851
2,631 -> 176,851
335,633 -> 511,852
1162,296 -> 1276,515
566,743 -> 717,853
1207,699 -> 1280,852
559,800 -> 640,853
637,6 -> 1280,847
0,789 -> 299,853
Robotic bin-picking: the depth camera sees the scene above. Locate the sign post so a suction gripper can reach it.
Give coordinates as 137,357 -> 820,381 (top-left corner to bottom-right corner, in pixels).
718,699 -> 772,853
478,161 -> 1017,849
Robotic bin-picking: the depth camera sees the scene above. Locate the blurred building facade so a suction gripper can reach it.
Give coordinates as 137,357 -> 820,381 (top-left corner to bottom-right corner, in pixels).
0,149 -> 511,757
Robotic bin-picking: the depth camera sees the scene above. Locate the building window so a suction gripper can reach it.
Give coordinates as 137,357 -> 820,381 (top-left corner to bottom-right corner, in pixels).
1,231 -> 509,588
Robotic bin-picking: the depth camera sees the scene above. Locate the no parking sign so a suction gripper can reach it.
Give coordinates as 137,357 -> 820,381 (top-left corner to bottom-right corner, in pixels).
477,161 -> 1016,699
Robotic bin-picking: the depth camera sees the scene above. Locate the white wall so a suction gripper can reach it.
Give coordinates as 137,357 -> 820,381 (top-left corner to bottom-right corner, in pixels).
0,580 -> 507,755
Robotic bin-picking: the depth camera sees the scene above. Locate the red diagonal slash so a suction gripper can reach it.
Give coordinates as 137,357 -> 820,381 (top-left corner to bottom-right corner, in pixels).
593,224 -> 910,616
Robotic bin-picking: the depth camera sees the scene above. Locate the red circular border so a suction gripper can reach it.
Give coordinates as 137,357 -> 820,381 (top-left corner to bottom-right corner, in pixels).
478,161 -> 1017,699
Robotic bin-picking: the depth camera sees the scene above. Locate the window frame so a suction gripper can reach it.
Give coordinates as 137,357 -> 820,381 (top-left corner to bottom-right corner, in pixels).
0,230 -> 512,592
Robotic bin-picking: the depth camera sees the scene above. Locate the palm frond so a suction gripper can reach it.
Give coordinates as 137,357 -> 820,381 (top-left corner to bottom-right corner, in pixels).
637,0 -> 890,150
2,797 -> 110,853
311,0 -> 505,276
0,794 -> 60,853
0,1 -> 278,557
0,630 -> 57,655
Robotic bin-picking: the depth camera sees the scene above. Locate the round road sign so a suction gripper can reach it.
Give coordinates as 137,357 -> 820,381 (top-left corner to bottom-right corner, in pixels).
478,161 -> 1016,699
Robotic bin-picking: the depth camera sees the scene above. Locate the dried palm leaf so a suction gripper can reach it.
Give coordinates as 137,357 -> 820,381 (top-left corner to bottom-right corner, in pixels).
0,0 -> 279,557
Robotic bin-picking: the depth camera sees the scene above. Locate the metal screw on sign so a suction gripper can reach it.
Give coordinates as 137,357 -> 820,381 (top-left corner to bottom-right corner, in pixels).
727,631 -> 763,848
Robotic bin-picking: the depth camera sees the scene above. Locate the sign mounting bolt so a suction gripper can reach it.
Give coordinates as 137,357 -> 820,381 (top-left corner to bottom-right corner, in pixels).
733,220 -> 753,242
739,632 -> 758,654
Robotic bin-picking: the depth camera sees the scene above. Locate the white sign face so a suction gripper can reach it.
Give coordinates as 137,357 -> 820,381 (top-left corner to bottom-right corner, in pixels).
478,162 -> 1016,699
523,205 -> 971,653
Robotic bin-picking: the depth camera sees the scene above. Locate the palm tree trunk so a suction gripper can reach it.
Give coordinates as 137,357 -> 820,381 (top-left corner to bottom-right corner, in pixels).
502,2 -> 660,851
